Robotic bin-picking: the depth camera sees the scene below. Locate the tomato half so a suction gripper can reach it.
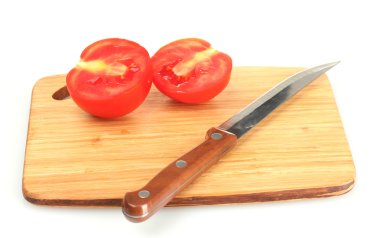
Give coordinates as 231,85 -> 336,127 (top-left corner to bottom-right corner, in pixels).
66,38 -> 152,118
151,38 -> 232,104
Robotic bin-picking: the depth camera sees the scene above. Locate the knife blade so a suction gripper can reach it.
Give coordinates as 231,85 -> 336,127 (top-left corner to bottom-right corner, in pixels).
122,62 -> 339,222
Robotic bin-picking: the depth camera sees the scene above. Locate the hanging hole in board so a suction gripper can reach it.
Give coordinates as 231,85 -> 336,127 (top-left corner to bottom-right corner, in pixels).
52,86 -> 70,100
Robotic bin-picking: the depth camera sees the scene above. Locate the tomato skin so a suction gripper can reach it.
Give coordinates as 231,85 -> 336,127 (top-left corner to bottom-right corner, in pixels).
151,38 -> 232,104
66,38 -> 152,118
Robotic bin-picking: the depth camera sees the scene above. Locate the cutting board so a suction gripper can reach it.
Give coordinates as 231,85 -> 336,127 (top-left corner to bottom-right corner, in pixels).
23,66 -> 355,207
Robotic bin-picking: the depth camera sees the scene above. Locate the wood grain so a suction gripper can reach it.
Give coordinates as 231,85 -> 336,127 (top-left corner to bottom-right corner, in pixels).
23,67 -> 355,207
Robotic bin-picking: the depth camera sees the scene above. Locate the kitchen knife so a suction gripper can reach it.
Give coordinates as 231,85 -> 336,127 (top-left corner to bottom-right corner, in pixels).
122,62 -> 339,222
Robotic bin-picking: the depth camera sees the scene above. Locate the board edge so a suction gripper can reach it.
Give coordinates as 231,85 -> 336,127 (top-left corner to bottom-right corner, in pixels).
22,179 -> 354,207
168,179 -> 355,207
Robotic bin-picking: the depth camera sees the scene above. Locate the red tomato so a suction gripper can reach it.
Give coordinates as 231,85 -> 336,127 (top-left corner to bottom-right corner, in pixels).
151,38 -> 232,104
66,38 -> 152,118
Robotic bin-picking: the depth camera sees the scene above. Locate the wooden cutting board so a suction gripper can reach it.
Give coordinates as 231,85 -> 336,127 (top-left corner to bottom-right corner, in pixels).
23,66 -> 355,207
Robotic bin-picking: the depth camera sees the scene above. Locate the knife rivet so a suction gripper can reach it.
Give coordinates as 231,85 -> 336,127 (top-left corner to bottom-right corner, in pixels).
176,160 -> 187,168
211,132 -> 223,140
138,190 -> 150,199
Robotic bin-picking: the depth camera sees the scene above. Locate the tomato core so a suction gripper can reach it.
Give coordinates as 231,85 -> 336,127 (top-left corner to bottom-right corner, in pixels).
158,60 -> 195,86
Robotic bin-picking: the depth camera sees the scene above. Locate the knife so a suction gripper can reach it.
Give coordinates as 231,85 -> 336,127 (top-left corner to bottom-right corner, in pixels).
122,62 -> 339,222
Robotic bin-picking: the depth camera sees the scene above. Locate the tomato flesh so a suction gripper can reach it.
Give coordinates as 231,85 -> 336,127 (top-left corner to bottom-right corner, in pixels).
151,38 -> 232,104
66,38 -> 152,118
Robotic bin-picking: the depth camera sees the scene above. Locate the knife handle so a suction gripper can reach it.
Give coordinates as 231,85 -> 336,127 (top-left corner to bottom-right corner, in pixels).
122,127 -> 237,222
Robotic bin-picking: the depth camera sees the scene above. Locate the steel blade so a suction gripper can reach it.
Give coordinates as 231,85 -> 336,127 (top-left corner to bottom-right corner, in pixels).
218,62 -> 339,138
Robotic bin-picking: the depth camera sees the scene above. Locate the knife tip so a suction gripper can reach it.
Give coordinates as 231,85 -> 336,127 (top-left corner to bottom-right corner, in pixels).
313,61 -> 340,74
325,61 -> 340,68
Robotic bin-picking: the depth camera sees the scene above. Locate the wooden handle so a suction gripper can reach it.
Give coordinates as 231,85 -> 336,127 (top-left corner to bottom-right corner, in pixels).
122,127 -> 237,222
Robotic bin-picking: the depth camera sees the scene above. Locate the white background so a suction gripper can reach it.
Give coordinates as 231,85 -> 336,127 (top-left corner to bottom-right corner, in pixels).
1,0 -> 379,237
